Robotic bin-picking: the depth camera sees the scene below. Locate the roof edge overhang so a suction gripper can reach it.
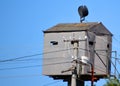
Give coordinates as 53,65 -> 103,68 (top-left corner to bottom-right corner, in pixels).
43,30 -> 86,33
99,22 -> 113,36
43,22 -> 113,36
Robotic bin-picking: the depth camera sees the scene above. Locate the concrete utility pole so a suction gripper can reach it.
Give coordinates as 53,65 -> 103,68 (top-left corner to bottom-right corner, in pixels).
71,40 -> 78,86
71,40 -> 84,86
62,39 -> 84,86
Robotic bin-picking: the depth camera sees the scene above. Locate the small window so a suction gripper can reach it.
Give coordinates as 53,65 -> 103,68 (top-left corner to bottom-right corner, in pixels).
89,41 -> 94,45
50,41 -> 58,45
107,44 -> 110,48
71,41 -> 74,45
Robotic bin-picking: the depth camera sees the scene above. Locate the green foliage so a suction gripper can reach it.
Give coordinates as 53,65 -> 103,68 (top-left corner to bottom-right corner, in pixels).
104,78 -> 120,86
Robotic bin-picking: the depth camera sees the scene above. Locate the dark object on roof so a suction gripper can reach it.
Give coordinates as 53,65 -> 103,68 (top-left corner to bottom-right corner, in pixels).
78,5 -> 89,18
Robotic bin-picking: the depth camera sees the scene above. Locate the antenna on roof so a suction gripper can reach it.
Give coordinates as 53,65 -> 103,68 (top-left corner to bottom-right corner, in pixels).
78,5 -> 89,23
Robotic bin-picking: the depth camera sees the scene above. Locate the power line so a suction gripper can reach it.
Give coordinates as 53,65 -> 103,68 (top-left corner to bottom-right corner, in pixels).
0,44 -> 119,78
110,60 -> 120,77
0,65 -> 41,70
117,60 -> 120,64
113,35 -> 120,44
112,57 -> 120,60
99,51 -> 120,77
97,35 -> 120,55
0,60 -> 108,75
94,67 -> 106,73
91,49 -> 120,78
0,48 -> 73,63
0,47 -> 95,64
0,74 -> 43,78
0,53 -> 42,63
0,46 -> 110,64
0,47 -> 99,64
0,61 -> 71,71
94,50 -> 107,68
0,57 -> 70,65
0,57 -> 64,63
43,81 -> 61,86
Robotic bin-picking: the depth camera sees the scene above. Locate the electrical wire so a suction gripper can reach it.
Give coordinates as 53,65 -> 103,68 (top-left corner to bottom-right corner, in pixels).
0,46 -> 111,64
0,61 -> 71,71
96,35 -> 120,55
0,48 -> 73,63
110,60 -> 120,77
0,40 -> 119,79
0,65 -> 41,70
117,60 -> 120,64
108,57 -> 120,77
0,53 -> 42,63
43,81 -> 61,86
0,57 -> 65,63
1,51 -> 118,78
0,47 -> 114,73
0,46 -> 97,64
94,64 -> 106,71
112,35 -> 120,54
0,57 -> 70,66
79,46 -> 120,77
100,53 -> 120,77
0,74 -> 43,78
0,66 -> 112,79
113,35 -> 120,44
96,35 -> 120,64
94,67 -> 106,73
94,64 -> 115,77
0,61 -> 109,74
112,57 -> 120,60
94,50 -> 107,68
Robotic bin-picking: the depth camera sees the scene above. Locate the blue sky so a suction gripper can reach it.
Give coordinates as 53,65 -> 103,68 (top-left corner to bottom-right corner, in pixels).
0,0 -> 120,86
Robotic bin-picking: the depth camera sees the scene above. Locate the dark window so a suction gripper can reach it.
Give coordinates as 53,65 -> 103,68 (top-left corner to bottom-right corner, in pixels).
71,41 -> 74,45
107,44 -> 110,48
89,41 -> 94,45
50,41 -> 58,45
